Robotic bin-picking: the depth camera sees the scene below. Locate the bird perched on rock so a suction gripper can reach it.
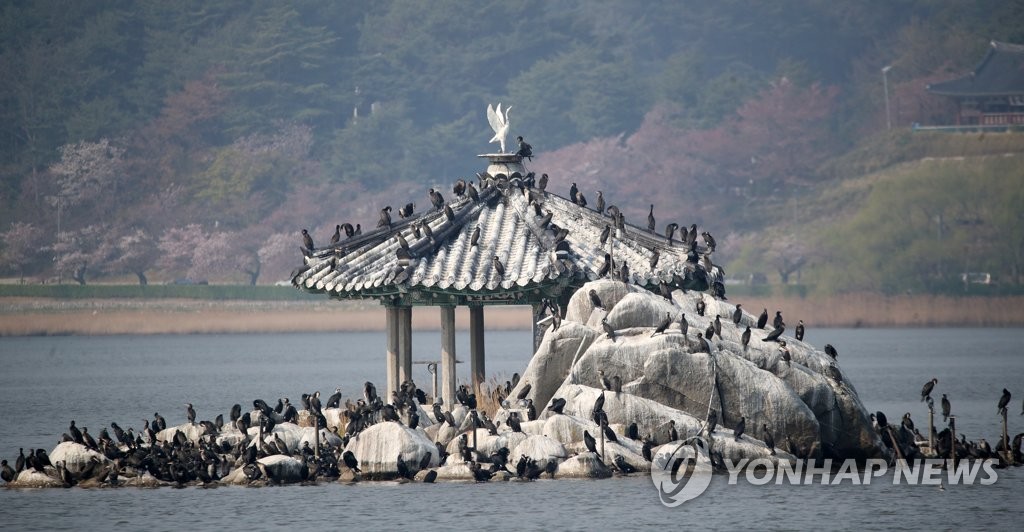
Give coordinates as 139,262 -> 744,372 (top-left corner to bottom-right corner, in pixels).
741,326 -> 751,350
696,298 -> 706,317
734,416 -> 746,441
921,378 -> 938,402
651,312 -> 672,337
762,424 -> 776,455
757,308 -> 769,329
589,289 -> 604,310
679,313 -> 688,336
795,320 -> 805,341
732,304 -> 743,326
773,311 -> 784,329
185,403 -> 196,424
695,331 -> 710,353
824,344 -> 838,359
779,341 -> 791,366
602,318 -> 616,341
713,315 -> 722,337
548,397 -> 566,414
762,324 -> 784,343
598,370 -> 612,391
583,431 -> 598,454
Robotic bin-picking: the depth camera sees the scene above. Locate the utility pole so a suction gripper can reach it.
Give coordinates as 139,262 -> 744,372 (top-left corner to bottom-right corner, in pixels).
882,65 -> 893,131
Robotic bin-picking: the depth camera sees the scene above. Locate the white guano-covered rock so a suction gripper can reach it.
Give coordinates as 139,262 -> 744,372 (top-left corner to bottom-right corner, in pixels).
345,421 -> 439,480
49,442 -> 108,475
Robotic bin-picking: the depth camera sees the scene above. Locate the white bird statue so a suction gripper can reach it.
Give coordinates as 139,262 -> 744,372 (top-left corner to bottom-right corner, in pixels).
487,103 -> 511,153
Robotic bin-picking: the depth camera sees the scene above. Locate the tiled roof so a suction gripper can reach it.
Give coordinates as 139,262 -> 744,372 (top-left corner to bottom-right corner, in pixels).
293,175 -> 723,304
927,41 -> 1024,97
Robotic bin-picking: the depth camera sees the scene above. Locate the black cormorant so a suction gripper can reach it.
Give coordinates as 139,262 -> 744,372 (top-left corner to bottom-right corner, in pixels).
795,320 -> 805,341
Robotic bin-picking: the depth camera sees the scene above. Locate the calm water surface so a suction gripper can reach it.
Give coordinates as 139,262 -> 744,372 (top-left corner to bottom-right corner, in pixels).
1,328 -> 1022,530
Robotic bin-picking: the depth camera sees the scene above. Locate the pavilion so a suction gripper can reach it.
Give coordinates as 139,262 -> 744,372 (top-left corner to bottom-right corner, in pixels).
292,153 -> 723,407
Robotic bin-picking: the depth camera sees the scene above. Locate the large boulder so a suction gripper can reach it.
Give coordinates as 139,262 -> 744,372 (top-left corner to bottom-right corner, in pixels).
555,452 -> 612,479
518,280 -> 886,461
510,434 -> 569,469
49,442 -> 108,475
257,455 -> 308,484
344,421 -> 439,480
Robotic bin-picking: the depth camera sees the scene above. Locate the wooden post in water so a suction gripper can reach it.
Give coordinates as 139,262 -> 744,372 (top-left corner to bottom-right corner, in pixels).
887,426 -> 904,463
928,405 -> 935,453
314,422 -> 320,462
440,306 -> 457,407
1001,409 -> 1010,464
469,305 -> 486,400
599,421 -> 606,460
949,416 -> 957,470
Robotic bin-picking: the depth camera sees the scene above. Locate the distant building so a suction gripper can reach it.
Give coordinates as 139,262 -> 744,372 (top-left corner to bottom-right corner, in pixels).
926,41 -> 1024,127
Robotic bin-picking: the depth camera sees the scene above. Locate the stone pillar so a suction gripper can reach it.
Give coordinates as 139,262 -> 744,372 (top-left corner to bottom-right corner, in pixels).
440,306 -> 457,407
531,302 -> 546,355
469,305 -> 485,400
385,305 -> 399,401
398,306 -> 413,385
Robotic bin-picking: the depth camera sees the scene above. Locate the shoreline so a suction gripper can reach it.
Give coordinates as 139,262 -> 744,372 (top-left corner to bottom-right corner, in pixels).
2,293 -> 1024,336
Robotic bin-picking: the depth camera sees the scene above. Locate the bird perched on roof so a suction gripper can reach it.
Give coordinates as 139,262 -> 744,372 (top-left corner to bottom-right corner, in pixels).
492,255 -> 505,278
795,320 -> 805,341
574,190 -> 587,208
664,223 -> 679,244
301,229 -> 314,252
444,204 -> 455,221
428,188 -> 445,210
470,226 -> 480,247
330,225 -> 341,245
569,182 -> 578,203
647,205 -> 656,232
600,225 -> 611,245
595,191 -> 605,214
598,253 -> 612,278
649,248 -> 660,270
398,202 -> 415,219
453,179 -> 466,197
702,231 -> 716,252
377,206 -> 392,228
538,173 -> 548,191
467,182 -> 479,202
515,135 -> 533,160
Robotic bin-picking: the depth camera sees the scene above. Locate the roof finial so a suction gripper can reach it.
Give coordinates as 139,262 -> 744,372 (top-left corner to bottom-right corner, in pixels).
486,103 -> 511,153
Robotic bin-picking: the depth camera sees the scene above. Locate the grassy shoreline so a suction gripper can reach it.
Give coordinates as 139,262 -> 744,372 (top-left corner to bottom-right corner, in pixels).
2,293 -> 1024,336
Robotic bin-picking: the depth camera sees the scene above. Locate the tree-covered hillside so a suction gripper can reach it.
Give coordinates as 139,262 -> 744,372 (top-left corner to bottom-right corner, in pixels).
1,0 -> 1022,289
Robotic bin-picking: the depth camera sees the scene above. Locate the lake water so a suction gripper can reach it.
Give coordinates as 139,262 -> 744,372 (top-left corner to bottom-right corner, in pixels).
1,328 -> 1022,530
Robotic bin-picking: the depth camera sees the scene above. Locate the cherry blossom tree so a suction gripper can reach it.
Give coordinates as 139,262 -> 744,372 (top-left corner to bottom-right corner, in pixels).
157,224 -> 207,276
1,222 -> 45,281
105,228 -> 159,285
